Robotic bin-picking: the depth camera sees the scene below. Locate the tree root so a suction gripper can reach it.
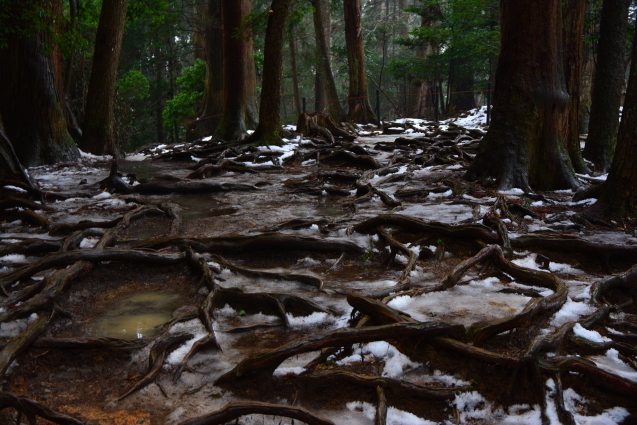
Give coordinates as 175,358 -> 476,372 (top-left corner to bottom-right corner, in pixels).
0,239 -> 61,258
174,333 -> 221,383
303,370 -> 459,400
215,322 -> 465,383
210,254 -> 324,291
137,234 -> 364,255
353,214 -> 499,244
178,401 -> 335,425
118,333 -> 194,400
590,263 -> 637,304
0,391 -> 85,425
0,311 -> 52,378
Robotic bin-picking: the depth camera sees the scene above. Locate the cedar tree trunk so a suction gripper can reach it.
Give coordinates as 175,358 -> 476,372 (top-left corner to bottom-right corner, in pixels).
0,0 -> 79,166
194,2 -> 207,62
214,0 -> 248,141
343,0 -> 377,124
312,0 -> 342,121
582,0 -> 630,172
597,26 -> 637,218
290,34 -> 302,116
190,0 -> 223,140
81,0 -> 129,156
245,0 -> 292,146
464,0 -> 581,192
243,17 -> 259,130
563,0 -> 589,174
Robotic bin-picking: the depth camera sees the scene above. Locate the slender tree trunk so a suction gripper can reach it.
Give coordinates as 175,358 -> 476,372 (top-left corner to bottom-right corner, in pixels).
598,26 -> 637,218
154,47 -> 165,145
214,0 -> 248,141
244,0 -> 292,146
81,0 -> 129,156
289,34 -> 302,116
189,0 -> 223,141
343,0 -> 377,124
582,0 -> 630,172
562,0 -> 589,174
243,14 -> 259,130
0,0 -> 79,166
464,0 -> 580,192
312,0 -> 342,121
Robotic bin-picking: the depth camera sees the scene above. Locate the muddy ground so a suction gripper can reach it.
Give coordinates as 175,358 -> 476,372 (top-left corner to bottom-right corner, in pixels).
1,114 -> 636,424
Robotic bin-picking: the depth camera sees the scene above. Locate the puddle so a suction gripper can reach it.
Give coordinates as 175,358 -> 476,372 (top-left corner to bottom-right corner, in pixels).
86,291 -> 183,339
182,207 -> 239,222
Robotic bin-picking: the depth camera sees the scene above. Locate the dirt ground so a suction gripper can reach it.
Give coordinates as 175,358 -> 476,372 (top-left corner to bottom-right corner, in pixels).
1,119 -> 637,424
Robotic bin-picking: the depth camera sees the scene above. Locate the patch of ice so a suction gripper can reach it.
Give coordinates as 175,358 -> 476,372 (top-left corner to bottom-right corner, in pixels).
572,323 -> 611,343
0,254 -> 27,263
591,349 -> 637,383
428,189 -> 453,198
336,341 -> 420,378
273,366 -> 306,376
346,401 -> 437,425
166,319 -> 208,365
92,191 -> 112,200
550,297 -> 596,327
79,237 -> 99,249
126,153 -> 148,161
499,188 -> 525,195
3,185 -> 27,193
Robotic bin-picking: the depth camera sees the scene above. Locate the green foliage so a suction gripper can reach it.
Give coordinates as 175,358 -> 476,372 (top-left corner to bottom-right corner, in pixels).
162,59 -> 206,127
117,70 -> 150,101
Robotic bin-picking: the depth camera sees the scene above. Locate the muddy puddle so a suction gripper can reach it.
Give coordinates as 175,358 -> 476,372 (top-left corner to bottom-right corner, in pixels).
85,291 -> 183,339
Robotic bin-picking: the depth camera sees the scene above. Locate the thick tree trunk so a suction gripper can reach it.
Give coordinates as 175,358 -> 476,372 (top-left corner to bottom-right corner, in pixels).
214,0 -> 248,141
81,0 -> 129,156
312,0 -> 342,121
448,58 -> 476,114
562,0 -> 589,174
154,46 -> 165,145
189,0 -> 223,141
597,26 -> 637,218
343,0 -> 377,124
193,2 -> 207,62
244,0 -> 292,146
582,0 -> 630,172
464,0 -> 580,192
0,0 -> 79,166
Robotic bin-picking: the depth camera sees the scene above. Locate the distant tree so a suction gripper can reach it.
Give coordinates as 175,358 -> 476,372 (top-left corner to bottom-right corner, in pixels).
464,0 -> 581,191
0,0 -> 79,166
582,0 -> 631,172
343,0 -> 377,124
245,0 -> 292,146
595,24 -> 637,218
81,0 -> 129,156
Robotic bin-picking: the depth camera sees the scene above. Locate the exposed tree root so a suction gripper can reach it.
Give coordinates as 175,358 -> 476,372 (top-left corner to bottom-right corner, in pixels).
178,401 -> 335,425
174,333 -> 220,383
0,311 -> 52,378
590,263 -> 637,304
304,370 -> 459,400
353,214 -> 499,244
215,322 -> 465,383
0,239 -> 61,258
137,234 -> 364,255
118,333 -> 194,400
0,392 -> 85,425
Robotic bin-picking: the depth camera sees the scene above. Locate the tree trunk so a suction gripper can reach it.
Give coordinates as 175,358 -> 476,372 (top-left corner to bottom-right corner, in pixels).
214,0 -> 248,141
312,0 -> 342,121
0,0 -> 79,166
81,0 -> 129,156
463,0 -> 580,192
448,57 -> 476,114
597,24 -> 637,218
243,12 -> 259,130
244,0 -> 292,146
562,0 -> 589,174
290,34 -> 302,116
343,0 -> 377,124
189,0 -> 223,141
154,46 -> 165,145
582,0 -> 630,172
193,2 -> 207,62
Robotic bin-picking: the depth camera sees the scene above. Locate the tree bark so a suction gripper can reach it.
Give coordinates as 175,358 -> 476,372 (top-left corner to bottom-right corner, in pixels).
189,0 -> 223,141
464,0 -> 581,192
582,0 -> 630,172
193,2 -> 207,62
312,0 -> 343,121
214,0 -> 249,141
597,24 -> 637,218
81,0 -> 129,156
0,0 -> 79,166
290,34 -> 302,116
243,28 -> 260,129
562,0 -> 589,174
244,0 -> 292,146
343,0 -> 377,124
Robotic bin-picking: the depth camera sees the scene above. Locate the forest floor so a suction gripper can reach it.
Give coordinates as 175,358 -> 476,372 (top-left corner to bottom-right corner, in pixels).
0,108 -> 636,425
